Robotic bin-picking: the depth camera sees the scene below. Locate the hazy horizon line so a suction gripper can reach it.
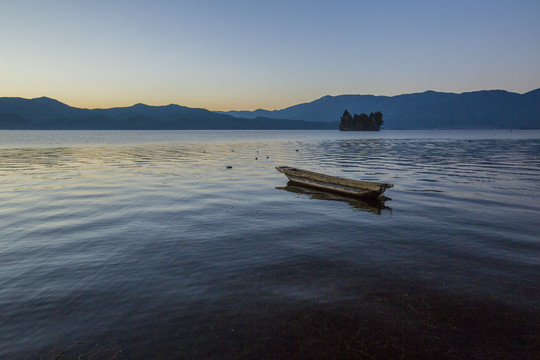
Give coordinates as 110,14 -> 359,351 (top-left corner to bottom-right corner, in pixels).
3,86 -> 539,112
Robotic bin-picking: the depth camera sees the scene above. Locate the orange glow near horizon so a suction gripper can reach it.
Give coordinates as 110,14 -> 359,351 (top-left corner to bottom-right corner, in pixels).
3,89 -> 329,112
1,2 -> 538,112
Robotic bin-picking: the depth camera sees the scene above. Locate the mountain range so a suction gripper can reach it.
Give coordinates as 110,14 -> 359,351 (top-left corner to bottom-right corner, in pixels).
221,89 -> 540,130
0,97 -> 335,130
1,89 -> 539,130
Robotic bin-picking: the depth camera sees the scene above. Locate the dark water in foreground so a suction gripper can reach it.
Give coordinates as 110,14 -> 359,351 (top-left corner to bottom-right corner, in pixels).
1,130 -> 539,359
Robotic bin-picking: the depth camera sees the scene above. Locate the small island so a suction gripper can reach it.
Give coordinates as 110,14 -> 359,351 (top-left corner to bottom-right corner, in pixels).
339,110 -> 383,131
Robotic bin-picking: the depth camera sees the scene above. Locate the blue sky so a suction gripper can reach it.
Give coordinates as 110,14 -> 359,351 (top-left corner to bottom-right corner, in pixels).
1,0 -> 539,110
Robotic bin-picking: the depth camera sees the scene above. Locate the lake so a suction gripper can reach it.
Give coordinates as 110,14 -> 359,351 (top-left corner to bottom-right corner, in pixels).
1,130 -> 539,359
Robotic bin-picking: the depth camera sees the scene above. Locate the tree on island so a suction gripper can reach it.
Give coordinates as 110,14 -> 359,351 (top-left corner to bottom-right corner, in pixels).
339,110 -> 383,131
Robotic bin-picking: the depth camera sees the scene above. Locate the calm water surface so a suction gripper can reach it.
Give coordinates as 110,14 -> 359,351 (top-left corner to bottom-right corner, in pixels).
1,130 -> 539,359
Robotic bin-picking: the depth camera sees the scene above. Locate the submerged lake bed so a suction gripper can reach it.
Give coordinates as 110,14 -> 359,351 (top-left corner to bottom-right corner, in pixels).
1,130 -> 539,359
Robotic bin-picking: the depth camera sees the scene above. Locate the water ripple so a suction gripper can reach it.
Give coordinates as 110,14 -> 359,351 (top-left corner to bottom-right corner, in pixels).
1,131 -> 539,359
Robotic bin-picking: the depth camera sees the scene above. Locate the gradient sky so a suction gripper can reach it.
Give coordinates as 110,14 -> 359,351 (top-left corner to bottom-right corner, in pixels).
1,0 -> 539,110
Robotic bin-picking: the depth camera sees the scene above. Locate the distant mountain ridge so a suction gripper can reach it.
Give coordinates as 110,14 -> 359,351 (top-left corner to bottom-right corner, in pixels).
0,97 -> 336,130
220,89 -> 540,129
1,89 -> 539,130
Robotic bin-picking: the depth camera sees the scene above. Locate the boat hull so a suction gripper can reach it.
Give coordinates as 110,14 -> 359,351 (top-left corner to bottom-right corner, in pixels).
276,166 -> 393,200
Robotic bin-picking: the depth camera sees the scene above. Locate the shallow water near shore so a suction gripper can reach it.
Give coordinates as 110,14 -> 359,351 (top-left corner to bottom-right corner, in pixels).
1,130 -> 539,359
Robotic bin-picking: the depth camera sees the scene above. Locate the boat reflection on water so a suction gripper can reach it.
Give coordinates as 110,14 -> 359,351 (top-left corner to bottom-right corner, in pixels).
277,182 -> 392,215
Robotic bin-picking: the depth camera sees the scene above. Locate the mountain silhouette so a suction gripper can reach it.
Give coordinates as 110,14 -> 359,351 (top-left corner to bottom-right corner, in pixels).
1,89 -> 539,130
0,98 -> 336,130
220,89 -> 540,129
0,113 -> 37,129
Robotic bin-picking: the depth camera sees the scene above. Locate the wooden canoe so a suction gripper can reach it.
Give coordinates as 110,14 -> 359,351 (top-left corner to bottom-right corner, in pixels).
276,166 -> 393,200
